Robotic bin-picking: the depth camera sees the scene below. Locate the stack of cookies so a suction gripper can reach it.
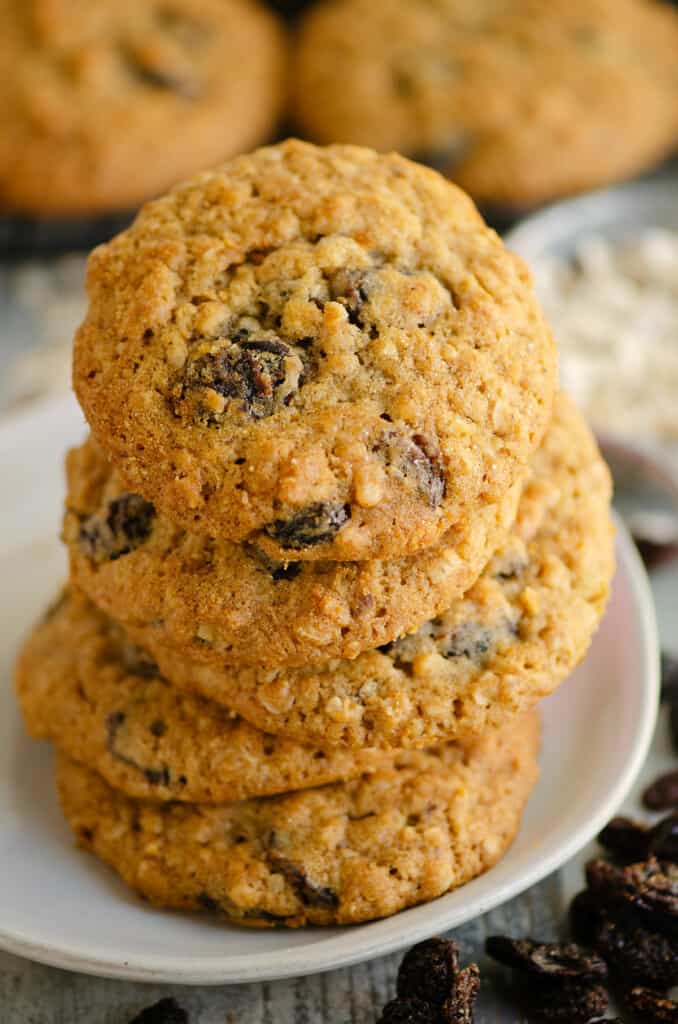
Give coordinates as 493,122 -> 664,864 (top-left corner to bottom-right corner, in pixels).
15,140 -> 615,927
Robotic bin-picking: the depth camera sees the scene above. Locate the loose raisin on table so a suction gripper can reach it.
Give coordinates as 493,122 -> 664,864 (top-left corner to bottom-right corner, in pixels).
661,652 -> 678,704
396,937 -> 459,1005
263,503 -> 350,549
128,997 -> 189,1024
585,857 -> 678,937
597,816 -> 652,863
635,538 -> 678,572
484,936 -> 607,982
527,980 -> 608,1023
377,996 -> 436,1024
569,889 -> 605,946
643,772 -> 678,811
648,812 -> 678,862
441,963 -> 480,1024
595,917 -> 678,988
597,813 -> 678,863
623,986 -> 678,1023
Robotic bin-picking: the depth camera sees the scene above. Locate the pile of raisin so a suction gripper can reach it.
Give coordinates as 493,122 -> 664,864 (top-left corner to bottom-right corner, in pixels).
480,655 -> 678,1023
484,935 -> 610,1021
567,837 -> 678,1022
377,937 -> 480,1024
563,676 -> 678,1024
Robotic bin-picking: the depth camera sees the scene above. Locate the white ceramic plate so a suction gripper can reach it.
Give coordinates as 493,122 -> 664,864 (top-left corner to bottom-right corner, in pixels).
0,395 -> 660,985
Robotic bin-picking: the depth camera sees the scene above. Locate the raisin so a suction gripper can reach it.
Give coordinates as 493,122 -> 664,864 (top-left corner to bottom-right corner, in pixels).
106,711 -> 170,788
441,964 -> 480,1024
196,892 -> 220,914
494,553 -> 529,580
598,816 -> 651,863
634,537 -> 678,571
409,435 -> 446,507
484,936 -> 607,982
123,45 -> 201,100
527,980 -> 608,1023
598,813 -> 678,864
648,813 -> 678,863
128,997 -> 189,1024
268,854 -> 339,909
242,908 -> 290,924
130,61 -> 200,100
143,765 -> 171,786
435,617 -> 517,661
586,857 -> 678,937
119,640 -> 160,678
569,889 -> 605,946
377,997 -> 435,1024
442,623 -> 496,661
328,268 -> 371,328
263,503 -> 350,549
377,640 -> 397,656
247,544 -> 303,581
397,937 -> 459,1005
594,918 -> 678,988
377,432 -> 446,508
179,333 -> 305,421
623,986 -> 678,1023
644,772 -> 678,811
79,493 -> 155,562
661,652 -> 678,704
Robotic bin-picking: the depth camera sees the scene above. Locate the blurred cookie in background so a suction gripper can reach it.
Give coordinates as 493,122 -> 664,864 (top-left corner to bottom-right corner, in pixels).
291,0 -> 678,209
0,0 -> 287,216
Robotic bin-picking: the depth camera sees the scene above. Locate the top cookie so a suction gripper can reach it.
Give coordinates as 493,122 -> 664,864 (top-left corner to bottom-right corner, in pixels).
0,0 -> 286,215
73,140 -> 556,561
292,0 -> 678,208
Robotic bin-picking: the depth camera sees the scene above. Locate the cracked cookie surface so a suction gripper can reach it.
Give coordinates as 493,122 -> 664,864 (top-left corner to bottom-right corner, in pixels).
292,0 -> 678,207
73,139 -> 556,561
56,711 -> 540,926
15,588 -> 390,802
64,434 -> 521,667
132,394 -> 614,749
0,0 -> 286,215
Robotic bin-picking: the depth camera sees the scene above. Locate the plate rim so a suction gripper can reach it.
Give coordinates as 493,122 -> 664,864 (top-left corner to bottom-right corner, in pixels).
0,397 -> 660,985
